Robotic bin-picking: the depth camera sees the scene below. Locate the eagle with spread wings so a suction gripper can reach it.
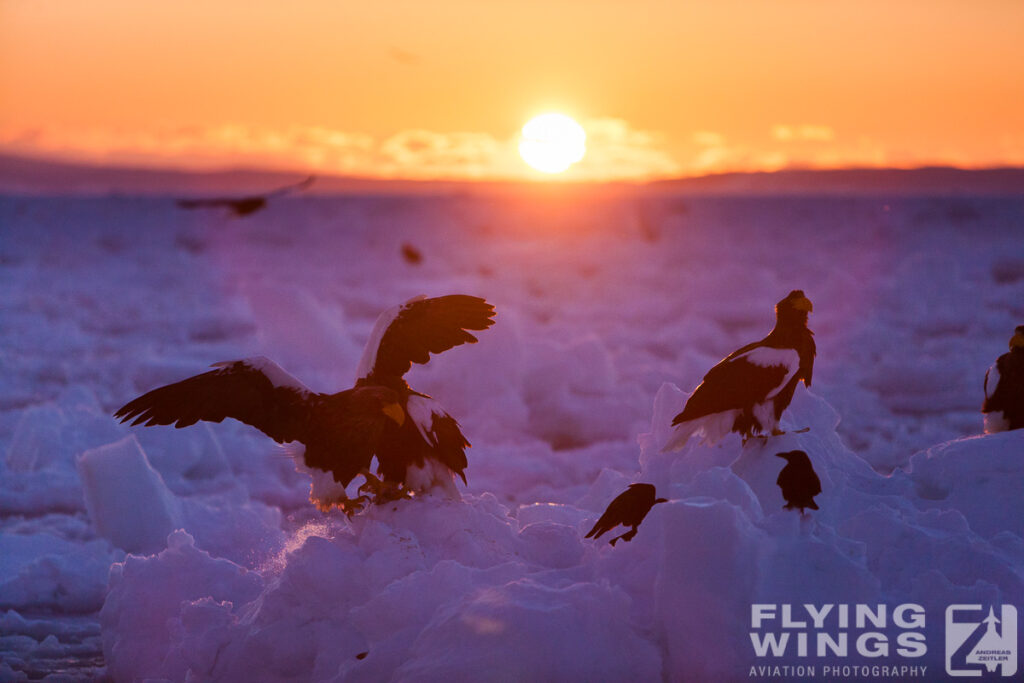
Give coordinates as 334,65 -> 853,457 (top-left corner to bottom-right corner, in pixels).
115,295 -> 495,512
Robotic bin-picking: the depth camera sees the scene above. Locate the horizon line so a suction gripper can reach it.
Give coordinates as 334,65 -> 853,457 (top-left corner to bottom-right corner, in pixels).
3,150 -> 1024,197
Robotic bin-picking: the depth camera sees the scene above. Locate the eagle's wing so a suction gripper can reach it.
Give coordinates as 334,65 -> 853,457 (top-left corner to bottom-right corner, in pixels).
114,356 -> 314,444
405,394 -> 470,482
265,175 -> 315,198
983,362 -> 1000,411
356,295 -> 495,380
672,346 -> 797,424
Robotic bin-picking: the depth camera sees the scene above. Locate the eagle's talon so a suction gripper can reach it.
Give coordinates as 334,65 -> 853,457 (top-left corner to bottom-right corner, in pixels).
358,470 -> 384,495
312,492 -> 368,516
357,471 -> 412,505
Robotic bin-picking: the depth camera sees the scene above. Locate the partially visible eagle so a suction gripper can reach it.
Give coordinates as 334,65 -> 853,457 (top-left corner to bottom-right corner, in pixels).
663,290 -> 816,450
585,483 -> 667,546
983,325 -> 1024,433
115,295 -> 495,512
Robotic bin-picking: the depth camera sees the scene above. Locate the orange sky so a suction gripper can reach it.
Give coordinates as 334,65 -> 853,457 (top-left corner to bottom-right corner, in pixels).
2,0 -> 1023,181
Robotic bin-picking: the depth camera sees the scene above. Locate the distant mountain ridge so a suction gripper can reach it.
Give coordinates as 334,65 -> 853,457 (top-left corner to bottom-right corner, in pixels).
1,151 -> 1022,196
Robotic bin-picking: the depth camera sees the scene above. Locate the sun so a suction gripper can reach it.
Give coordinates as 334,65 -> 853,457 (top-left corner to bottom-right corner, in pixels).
519,113 -> 586,174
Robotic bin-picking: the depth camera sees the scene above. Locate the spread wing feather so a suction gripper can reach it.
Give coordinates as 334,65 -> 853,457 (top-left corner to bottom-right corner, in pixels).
424,413 -> 470,484
114,359 -> 314,444
367,295 -> 495,379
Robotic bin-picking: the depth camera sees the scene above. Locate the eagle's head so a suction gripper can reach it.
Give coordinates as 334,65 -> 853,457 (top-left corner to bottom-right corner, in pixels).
776,290 -> 813,325
1011,325 -> 1024,350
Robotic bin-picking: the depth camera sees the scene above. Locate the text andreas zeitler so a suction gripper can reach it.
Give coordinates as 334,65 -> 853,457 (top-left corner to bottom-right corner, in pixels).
748,604 -> 929,679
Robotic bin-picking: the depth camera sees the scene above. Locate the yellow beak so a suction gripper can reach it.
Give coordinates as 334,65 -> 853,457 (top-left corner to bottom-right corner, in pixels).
382,402 -> 406,426
793,296 -> 813,313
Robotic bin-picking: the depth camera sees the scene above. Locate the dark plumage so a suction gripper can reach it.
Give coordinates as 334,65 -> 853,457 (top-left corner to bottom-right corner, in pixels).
177,176 -> 314,217
115,295 -> 495,512
585,484 -> 667,546
983,325 -> 1024,433
774,450 -> 821,513
663,290 -> 816,450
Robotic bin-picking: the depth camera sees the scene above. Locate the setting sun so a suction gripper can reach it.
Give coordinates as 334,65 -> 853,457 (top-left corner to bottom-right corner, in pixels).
518,113 -> 587,174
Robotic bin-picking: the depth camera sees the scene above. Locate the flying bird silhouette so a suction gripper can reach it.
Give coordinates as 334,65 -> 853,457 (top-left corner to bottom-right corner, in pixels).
983,325 -> 1024,433
663,290 -> 816,450
177,175 -> 315,217
774,450 -> 821,513
115,295 -> 495,513
585,483 -> 667,546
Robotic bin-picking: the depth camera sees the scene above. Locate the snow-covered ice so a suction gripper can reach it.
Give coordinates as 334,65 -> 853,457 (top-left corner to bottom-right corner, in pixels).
0,191 -> 1022,680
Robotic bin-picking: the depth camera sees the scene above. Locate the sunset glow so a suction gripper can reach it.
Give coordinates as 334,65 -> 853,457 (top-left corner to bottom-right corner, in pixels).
519,114 -> 586,174
2,1 -> 1023,181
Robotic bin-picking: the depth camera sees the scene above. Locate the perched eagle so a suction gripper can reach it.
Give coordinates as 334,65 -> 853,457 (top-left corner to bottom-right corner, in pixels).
982,325 -> 1024,433
585,483 -> 667,546
774,450 -> 821,513
115,295 -> 495,512
663,290 -> 816,450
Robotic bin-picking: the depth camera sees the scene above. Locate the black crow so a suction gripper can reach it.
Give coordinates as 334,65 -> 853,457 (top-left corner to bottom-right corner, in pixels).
774,450 -> 821,513
585,484 -> 667,546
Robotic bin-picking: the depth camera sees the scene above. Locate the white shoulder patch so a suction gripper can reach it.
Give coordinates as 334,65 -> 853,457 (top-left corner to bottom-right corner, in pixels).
740,346 -> 800,370
735,347 -> 800,399
985,363 -> 999,400
214,356 -> 310,394
405,394 -> 448,445
354,295 -> 428,380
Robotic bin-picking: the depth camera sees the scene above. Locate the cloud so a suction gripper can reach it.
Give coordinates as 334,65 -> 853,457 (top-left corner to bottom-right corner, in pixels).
378,129 -> 518,178
0,118 -> 683,181
568,118 -> 682,180
772,124 -> 835,142
0,123 -> 378,174
680,129 -> 903,175
692,131 -> 725,147
5,119 -> 1024,182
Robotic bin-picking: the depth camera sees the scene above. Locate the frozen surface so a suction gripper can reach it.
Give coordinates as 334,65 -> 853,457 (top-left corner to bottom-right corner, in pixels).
0,192 -> 1022,680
